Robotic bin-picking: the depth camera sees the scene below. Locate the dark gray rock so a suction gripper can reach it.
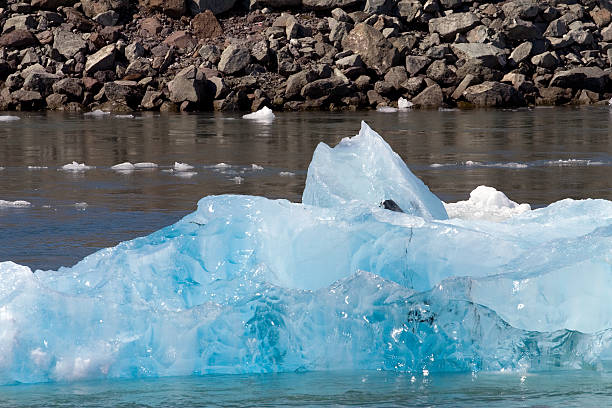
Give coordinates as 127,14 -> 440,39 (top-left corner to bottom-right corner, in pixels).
52,77 -> 83,100
501,0 -> 539,20
531,51 -> 558,69
509,41 -> 532,64
168,65 -> 207,103
463,81 -> 522,107
341,23 -> 399,76
550,67 -> 607,92
384,66 -> 407,90
23,71 -> 60,96
411,83 -> 443,108
426,60 -> 456,86
218,45 -> 251,75
301,76 -> 350,99
405,55 -> 430,76
302,0 -> 361,10
451,43 -> 507,68
53,30 -> 86,59
81,0 -> 129,18
428,13 -> 480,39
504,18 -> 542,41
286,69 -> 317,99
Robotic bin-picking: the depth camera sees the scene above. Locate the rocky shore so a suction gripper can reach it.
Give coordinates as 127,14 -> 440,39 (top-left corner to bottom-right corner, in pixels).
1,0 -> 612,112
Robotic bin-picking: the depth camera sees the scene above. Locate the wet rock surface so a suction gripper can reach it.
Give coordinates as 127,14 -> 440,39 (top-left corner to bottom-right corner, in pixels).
1,0 -> 612,112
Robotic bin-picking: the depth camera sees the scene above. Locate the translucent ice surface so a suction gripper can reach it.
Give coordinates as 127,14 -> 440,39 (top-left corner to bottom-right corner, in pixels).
0,122 -> 611,385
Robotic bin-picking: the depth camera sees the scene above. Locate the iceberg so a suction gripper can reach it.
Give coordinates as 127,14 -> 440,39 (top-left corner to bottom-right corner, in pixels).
60,162 -> 94,171
243,107 -> 275,122
0,122 -> 611,384
111,162 -> 135,171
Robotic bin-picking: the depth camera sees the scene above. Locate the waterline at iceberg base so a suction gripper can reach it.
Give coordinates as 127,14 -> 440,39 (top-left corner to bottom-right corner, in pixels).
0,122 -> 611,385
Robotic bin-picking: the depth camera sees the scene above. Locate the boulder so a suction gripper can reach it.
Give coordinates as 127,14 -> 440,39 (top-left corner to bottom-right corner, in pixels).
46,93 -> 68,110
218,45 -> 251,75
397,0 -> 422,23
141,17 -> 163,36
405,55 -> 430,76
530,51 -> 558,69
81,0 -> 129,18
341,23 -> 399,76
138,0 -> 186,18
52,77 -> 83,100
0,30 -> 38,49
23,71 -> 60,96
187,0 -> 236,15
364,0 -> 395,14
536,86 -> 572,105
501,0 -> 539,20
3,15 -> 37,32
428,13 -> 480,39
463,81 -> 521,107
426,60 -> 456,86
167,65 -> 207,103
94,10 -> 120,26
125,42 -> 145,63
192,10 -> 222,39
53,30 -> 86,59
301,76 -> 350,99
549,67 -> 607,92
286,69 -> 317,99
504,18 -> 542,41
103,80 -> 139,103
141,90 -> 164,109
85,44 -> 116,75
384,66 -> 407,90
31,0 -> 77,9
163,31 -> 196,49
302,0 -> 361,10
508,41 -> 532,64
411,83 -> 443,108
451,43 -> 506,68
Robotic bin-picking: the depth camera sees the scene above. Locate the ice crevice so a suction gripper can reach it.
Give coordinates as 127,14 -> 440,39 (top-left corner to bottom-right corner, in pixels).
0,121 -> 610,384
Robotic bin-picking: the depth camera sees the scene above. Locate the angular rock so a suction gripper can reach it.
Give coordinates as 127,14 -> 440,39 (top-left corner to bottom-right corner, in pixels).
550,67 -> 607,92
451,73 -> 476,100
531,51 -> 558,69
302,0 -> 361,10
163,31 -> 196,49
397,0 -> 422,23
81,0 -> 129,18
544,18 -> 568,37
141,17 -> 163,36
192,10 -> 223,39
52,77 -> 83,100
501,0 -> 539,20
94,10 -> 120,26
141,90 -> 164,109
364,0 -> 394,15
509,41 -> 532,64
125,42 -> 145,63
31,0 -> 78,9
451,43 -> 506,68
301,76 -> 350,99
218,45 -> 251,75
138,0 -> 186,18
384,66 -> 407,90
504,18 -> 542,41
85,44 -> 116,75
536,86 -> 572,105
46,93 -> 68,110
3,15 -> 37,32
53,30 -> 86,59
463,81 -> 521,107
23,71 -> 60,96
405,55 -> 430,76
167,65 -> 206,103
591,8 -> 612,28
426,60 -> 456,86
187,0 -> 236,15
428,13 -> 480,39
286,69 -> 317,99
411,83 -> 443,108
341,23 -> 399,76
0,30 -> 38,49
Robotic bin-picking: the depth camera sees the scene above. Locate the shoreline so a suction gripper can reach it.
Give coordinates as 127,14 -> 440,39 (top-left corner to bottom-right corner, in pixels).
1,0 -> 612,112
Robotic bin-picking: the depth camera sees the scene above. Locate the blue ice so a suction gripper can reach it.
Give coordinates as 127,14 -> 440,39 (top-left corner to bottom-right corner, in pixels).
0,122 -> 611,384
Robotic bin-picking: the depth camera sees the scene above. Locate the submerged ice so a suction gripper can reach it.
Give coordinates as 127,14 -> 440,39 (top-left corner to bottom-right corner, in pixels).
0,122 -> 611,384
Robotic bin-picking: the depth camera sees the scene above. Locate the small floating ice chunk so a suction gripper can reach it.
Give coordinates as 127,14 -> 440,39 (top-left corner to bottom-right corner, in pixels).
174,162 -> 194,171
114,114 -> 134,119
398,97 -> 413,110
608,97 -> 612,106
465,160 -> 480,166
111,162 -> 135,171
251,164 -> 264,170
215,163 -> 230,168
279,171 -> 295,177
74,202 -> 88,210
242,106 -> 275,122
61,161 -> 94,171
0,200 -> 31,207
444,185 -> 531,221
84,110 -> 110,117
232,176 -> 244,184
376,106 -> 397,113
0,116 -> 20,122
175,171 -> 197,178
134,162 -> 158,169
0,167 -> 4,170
27,166 -> 48,170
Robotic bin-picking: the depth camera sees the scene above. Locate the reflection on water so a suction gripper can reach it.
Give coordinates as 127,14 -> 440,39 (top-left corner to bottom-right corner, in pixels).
0,108 -> 610,270
2,368 -> 612,407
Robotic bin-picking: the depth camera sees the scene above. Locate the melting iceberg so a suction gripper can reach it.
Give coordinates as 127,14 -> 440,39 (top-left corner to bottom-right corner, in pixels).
0,122 -> 611,385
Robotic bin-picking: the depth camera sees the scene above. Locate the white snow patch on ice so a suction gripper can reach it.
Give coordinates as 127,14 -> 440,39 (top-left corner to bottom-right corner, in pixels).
243,107 -> 275,122
444,185 -> 531,221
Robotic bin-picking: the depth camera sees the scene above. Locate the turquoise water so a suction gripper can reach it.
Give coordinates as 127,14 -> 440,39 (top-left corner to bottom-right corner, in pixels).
2,368 -> 612,407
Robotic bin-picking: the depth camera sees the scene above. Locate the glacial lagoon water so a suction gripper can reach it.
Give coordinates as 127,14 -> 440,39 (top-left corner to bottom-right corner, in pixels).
0,108 -> 611,406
